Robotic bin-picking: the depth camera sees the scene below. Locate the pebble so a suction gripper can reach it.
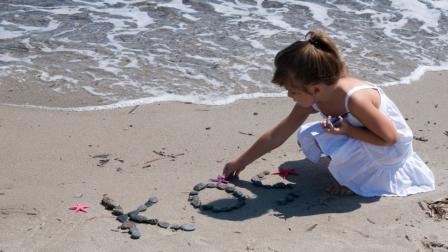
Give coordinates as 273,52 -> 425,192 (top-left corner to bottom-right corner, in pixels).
112,206 -> 124,216
251,176 -> 263,187
189,190 -> 198,196
130,214 -> 148,223
116,214 -> 129,223
158,221 -> 170,229
232,190 -> 243,198
225,185 -> 236,193
180,223 -> 196,231
191,198 -> 201,208
144,218 -> 159,225
193,182 -> 207,191
263,170 -> 271,175
136,204 -> 148,212
217,183 -> 226,190
120,220 -> 136,230
206,183 -> 217,188
170,224 -> 181,230
273,182 -> 286,189
145,196 -> 159,207
101,196 -> 118,210
129,227 -> 141,239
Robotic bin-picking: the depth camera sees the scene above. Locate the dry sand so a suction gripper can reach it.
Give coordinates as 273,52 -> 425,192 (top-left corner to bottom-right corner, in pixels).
0,71 -> 447,252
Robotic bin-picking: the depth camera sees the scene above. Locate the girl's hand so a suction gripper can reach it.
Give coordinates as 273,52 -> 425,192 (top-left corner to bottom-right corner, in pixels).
320,116 -> 352,135
222,160 -> 246,178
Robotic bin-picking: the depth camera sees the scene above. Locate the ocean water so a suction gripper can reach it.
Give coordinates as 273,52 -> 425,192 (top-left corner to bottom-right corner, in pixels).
1,0 -> 447,110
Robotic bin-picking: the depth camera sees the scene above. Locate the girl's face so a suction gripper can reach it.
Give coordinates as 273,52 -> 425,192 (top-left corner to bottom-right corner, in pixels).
286,86 -> 314,107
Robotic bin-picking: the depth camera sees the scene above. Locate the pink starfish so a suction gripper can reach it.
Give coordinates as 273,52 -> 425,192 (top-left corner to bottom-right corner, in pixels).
69,204 -> 89,213
271,168 -> 299,179
211,175 -> 229,184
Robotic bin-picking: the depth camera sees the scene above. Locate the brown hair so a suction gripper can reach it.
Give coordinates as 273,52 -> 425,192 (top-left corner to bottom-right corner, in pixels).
272,30 -> 346,92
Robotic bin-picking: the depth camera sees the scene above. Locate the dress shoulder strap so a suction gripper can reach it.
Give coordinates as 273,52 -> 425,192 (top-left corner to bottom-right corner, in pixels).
311,103 -> 320,112
344,82 -> 381,112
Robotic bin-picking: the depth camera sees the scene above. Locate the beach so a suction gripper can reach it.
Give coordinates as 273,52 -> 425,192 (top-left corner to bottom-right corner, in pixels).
0,70 -> 447,251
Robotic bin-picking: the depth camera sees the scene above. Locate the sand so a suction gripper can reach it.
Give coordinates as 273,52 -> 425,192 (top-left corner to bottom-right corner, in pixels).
0,71 -> 447,252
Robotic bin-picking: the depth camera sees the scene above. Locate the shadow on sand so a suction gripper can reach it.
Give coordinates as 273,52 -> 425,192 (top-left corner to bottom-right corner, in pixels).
199,158 -> 380,221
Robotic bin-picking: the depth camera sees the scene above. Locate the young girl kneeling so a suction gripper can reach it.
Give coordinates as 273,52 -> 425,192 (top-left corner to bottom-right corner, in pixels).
222,30 -> 435,197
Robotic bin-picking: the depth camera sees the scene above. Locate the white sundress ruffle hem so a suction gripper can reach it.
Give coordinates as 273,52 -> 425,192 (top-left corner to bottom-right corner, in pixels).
297,83 -> 435,197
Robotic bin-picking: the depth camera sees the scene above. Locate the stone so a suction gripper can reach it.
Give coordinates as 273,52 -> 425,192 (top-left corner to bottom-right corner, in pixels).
112,206 -> 124,216
191,198 -> 201,208
158,221 -> 170,229
127,210 -> 139,218
201,204 -> 214,211
120,220 -> 136,230
206,183 -> 217,188
180,223 -> 196,231
145,196 -> 159,207
136,204 -> 148,212
116,214 -> 129,223
144,218 -> 159,225
188,195 -> 194,201
101,195 -> 118,210
129,227 -> 141,239
130,214 -> 148,223
263,170 -> 271,175
189,190 -> 199,196
225,185 -> 236,193
170,224 -> 181,230
193,182 -> 207,191
217,183 -> 226,190
273,182 -> 286,189
251,176 -> 263,187
232,190 -> 243,198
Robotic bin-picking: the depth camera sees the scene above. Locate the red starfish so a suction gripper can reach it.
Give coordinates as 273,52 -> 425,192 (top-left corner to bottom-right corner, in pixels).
69,204 -> 89,213
271,168 -> 299,179
210,175 -> 229,184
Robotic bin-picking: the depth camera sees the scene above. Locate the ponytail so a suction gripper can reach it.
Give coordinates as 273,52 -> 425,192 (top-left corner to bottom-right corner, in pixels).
272,30 -> 346,90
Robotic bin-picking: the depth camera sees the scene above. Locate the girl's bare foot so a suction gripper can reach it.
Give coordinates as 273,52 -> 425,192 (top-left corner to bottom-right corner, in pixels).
326,184 -> 354,196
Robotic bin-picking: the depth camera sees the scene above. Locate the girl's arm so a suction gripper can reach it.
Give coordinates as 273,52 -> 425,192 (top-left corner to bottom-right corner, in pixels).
326,91 -> 398,146
223,103 -> 314,177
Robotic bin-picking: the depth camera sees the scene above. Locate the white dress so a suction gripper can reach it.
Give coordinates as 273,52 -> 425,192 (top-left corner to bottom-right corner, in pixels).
297,83 -> 435,197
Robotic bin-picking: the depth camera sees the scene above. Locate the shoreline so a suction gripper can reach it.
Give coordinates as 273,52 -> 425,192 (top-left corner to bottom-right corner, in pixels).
1,67 -> 448,111
0,70 -> 447,251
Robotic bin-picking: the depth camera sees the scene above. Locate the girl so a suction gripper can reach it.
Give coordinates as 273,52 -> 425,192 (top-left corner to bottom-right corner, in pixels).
222,30 -> 435,197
